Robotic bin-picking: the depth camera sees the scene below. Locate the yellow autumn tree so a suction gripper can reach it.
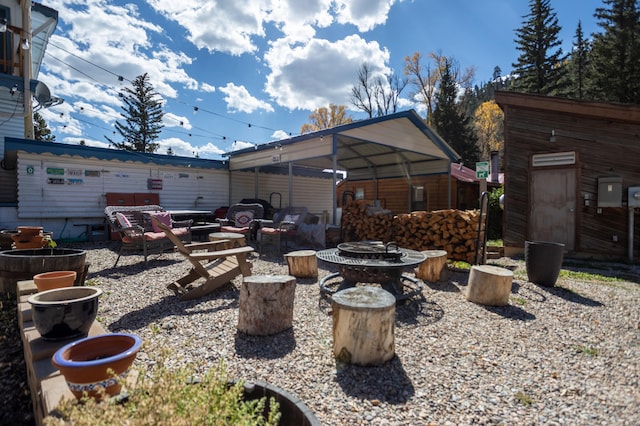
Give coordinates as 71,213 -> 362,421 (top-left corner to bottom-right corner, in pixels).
473,100 -> 504,160
301,104 -> 353,134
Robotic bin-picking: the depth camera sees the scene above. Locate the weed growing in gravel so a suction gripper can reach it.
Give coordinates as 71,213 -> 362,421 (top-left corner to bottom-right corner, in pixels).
512,296 -> 527,305
574,344 -> 598,356
515,391 -> 534,406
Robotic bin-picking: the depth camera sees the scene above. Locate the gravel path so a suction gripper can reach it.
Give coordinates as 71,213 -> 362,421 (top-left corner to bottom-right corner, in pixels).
9,241 -> 640,425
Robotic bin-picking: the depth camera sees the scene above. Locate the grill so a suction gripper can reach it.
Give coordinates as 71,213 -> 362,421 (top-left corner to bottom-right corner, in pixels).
317,241 -> 426,300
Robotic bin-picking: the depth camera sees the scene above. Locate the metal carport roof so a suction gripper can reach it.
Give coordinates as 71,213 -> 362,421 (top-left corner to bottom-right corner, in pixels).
227,109 -> 460,219
227,109 -> 460,180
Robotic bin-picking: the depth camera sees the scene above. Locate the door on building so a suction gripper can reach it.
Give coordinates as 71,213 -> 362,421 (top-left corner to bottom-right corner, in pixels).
529,168 -> 576,251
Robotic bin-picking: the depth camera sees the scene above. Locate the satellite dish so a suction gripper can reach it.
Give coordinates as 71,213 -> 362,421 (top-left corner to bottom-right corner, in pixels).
34,81 -> 51,105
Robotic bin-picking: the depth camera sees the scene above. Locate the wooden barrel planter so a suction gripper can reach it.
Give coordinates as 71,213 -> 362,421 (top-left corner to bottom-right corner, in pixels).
525,241 -> 565,287
0,248 -> 87,294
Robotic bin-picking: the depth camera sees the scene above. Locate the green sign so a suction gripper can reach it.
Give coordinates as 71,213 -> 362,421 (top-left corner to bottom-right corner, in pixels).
476,161 -> 490,179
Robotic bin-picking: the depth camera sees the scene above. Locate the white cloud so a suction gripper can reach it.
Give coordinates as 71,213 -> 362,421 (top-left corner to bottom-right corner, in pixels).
334,0 -> 396,32
271,129 -> 291,140
264,35 -> 390,110
164,113 -> 192,129
230,140 -> 255,152
145,0 -> 268,55
219,83 -> 274,113
200,83 -> 216,93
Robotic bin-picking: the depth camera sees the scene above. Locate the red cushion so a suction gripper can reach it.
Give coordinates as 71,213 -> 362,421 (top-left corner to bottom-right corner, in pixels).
221,226 -> 249,234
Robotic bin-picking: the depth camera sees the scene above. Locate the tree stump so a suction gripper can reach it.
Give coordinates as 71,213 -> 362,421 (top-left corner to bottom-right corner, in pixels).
466,265 -> 513,306
209,232 -> 246,249
238,275 -> 296,335
331,286 -> 395,366
415,250 -> 449,282
284,250 -> 318,278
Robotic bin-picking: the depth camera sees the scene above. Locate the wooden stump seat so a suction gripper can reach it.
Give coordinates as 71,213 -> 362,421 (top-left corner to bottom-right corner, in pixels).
284,250 -> 318,278
415,249 -> 449,282
238,275 -> 296,336
331,286 -> 395,366
466,265 -> 513,306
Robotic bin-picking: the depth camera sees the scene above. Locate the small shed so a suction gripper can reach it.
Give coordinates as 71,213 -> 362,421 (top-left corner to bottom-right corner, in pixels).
495,91 -> 640,261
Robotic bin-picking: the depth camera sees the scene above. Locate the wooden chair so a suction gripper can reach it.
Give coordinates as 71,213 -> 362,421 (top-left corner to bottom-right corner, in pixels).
150,216 -> 254,301
256,206 -> 308,256
216,203 -> 264,240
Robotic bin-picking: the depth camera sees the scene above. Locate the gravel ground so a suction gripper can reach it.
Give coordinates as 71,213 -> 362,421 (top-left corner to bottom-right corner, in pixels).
3,240 -> 640,425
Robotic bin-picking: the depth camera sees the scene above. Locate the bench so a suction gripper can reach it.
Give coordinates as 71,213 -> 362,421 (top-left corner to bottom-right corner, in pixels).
104,205 -> 192,267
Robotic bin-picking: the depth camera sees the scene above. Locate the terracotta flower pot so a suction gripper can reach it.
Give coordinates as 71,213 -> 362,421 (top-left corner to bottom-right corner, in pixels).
28,286 -> 102,341
52,333 -> 142,400
33,270 -> 77,292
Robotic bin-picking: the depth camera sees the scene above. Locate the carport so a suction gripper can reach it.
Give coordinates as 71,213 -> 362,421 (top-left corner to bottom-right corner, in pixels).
227,109 -> 460,224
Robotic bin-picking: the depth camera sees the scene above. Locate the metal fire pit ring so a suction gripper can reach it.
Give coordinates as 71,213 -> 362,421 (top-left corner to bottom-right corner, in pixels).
316,245 -> 426,301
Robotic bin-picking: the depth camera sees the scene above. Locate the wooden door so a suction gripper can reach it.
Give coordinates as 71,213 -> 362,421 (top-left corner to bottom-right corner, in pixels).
529,168 -> 576,250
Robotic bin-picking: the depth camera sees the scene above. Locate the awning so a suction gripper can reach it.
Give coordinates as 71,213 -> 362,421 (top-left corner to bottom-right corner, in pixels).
228,109 -> 461,180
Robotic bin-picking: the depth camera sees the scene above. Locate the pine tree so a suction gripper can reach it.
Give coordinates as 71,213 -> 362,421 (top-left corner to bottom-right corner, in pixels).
511,0 -> 567,95
431,60 -> 480,168
566,21 -> 591,99
33,112 -> 55,141
106,73 -> 164,152
588,0 -> 640,103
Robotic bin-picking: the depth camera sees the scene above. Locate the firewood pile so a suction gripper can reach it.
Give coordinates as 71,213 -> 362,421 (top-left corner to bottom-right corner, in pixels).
341,200 -> 480,262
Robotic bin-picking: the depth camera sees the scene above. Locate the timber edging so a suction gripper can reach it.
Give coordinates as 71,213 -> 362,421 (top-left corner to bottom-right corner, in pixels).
17,280 -> 108,425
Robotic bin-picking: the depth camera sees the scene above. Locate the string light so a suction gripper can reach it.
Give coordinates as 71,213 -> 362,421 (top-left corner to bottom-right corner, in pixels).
41,39 -> 300,147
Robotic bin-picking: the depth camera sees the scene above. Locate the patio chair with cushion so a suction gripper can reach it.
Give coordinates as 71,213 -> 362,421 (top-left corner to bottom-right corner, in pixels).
150,216 -> 254,301
216,203 -> 264,240
104,205 -> 192,267
256,206 -> 308,256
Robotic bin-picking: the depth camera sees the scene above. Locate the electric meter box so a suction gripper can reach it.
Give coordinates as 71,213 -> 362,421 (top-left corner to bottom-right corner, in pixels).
629,186 -> 640,208
597,176 -> 622,207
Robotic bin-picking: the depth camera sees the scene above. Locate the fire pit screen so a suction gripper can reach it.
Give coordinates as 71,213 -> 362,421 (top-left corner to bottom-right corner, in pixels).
317,241 -> 426,301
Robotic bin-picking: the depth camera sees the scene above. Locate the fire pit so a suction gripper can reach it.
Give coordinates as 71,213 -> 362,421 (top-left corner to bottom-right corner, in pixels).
317,241 -> 426,300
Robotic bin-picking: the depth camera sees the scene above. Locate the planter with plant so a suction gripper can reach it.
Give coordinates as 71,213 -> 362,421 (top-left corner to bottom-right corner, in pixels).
45,344 -> 320,425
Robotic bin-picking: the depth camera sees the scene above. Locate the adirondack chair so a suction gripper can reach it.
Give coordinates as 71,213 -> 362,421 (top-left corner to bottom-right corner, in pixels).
150,216 -> 254,301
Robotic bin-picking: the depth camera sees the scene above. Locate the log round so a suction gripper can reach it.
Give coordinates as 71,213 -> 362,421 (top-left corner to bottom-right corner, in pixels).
284,250 -> 318,278
238,275 -> 296,336
415,249 -> 449,282
331,286 -> 396,366
466,265 -> 513,306
209,232 -> 246,249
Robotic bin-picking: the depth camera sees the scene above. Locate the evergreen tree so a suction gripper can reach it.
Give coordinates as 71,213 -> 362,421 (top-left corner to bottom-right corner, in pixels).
566,21 -> 591,99
33,112 -> 55,141
106,73 -> 164,152
431,60 -> 480,168
588,0 -> 640,103
511,0 -> 567,95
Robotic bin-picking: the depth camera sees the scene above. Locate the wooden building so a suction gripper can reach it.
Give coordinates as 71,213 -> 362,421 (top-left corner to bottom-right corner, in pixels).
495,91 -> 640,262
336,162 -> 502,214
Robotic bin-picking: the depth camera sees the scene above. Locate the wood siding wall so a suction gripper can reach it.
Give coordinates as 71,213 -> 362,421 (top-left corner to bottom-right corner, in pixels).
337,175 -> 485,215
498,92 -> 640,260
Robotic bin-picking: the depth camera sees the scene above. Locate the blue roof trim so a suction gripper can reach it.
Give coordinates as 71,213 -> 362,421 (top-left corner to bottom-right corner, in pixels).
227,109 -> 461,162
4,138 -> 227,170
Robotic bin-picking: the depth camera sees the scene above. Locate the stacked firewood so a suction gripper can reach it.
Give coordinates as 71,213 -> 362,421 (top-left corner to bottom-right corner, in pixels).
341,201 -> 480,262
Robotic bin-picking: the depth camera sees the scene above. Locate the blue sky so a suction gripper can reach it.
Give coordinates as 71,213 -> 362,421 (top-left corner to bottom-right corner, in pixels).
38,0 -> 603,159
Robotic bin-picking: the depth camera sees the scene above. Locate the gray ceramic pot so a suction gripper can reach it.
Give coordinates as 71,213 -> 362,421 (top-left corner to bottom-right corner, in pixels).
28,286 -> 102,341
